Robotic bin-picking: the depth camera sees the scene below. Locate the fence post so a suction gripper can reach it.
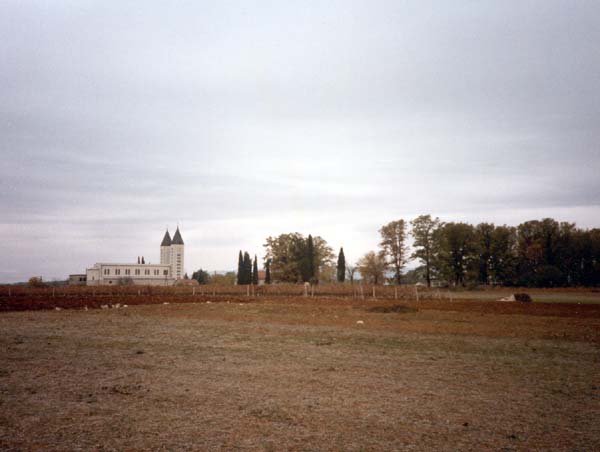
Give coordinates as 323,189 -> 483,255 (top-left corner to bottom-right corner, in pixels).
246,285 -> 250,297
415,285 -> 419,302
394,286 -> 398,300
372,286 -> 376,298
360,284 -> 364,300
193,287 -> 195,296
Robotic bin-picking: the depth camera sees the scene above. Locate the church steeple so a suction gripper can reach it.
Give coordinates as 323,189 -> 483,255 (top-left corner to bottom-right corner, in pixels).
160,229 -> 172,266
161,230 -> 172,247
172,227 -> 184,245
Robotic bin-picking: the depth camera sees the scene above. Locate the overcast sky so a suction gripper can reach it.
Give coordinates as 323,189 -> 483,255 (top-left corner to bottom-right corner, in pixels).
1,1 -> 599,282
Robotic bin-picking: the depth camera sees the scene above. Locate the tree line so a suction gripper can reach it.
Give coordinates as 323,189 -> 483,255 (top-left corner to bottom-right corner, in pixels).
358,216 -> 600,287
192,216 -> 598,288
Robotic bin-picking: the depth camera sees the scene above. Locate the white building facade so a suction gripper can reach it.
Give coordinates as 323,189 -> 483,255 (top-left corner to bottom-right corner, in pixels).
86,227 -> 185,286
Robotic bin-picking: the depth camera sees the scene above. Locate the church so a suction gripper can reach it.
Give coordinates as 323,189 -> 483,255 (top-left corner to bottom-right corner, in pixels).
85,227 -> 185,286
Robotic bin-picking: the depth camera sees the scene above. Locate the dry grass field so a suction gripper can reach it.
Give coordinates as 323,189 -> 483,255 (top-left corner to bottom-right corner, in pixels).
1,294 -> 600,451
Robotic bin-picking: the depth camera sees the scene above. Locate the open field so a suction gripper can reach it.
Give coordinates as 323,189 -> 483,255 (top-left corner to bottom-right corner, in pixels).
1,295 -> 600,451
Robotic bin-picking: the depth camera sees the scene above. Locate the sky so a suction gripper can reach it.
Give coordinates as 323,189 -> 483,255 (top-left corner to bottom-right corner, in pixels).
1,1 -> 599,282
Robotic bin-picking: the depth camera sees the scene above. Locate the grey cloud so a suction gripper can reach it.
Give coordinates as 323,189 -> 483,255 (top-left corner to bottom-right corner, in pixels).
1,1 -> 599,282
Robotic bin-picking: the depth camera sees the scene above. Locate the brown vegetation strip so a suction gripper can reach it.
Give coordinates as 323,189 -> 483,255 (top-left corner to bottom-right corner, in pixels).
2,292 -> 600,319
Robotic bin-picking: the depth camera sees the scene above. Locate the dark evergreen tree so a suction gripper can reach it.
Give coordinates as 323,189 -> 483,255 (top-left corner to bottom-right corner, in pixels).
243,252 -> 252,284
337,247 -> 346,283
237,251 -> 243,285
252,255 -> 259,285
265,259 -> 272,284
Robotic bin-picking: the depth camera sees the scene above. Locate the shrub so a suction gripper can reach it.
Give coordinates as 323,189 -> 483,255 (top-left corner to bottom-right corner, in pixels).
28,277 -> 45,288
465,281 -> 481,291
514,293 -> 532,303
368,305 -> 418,314
117,277 -> 134,286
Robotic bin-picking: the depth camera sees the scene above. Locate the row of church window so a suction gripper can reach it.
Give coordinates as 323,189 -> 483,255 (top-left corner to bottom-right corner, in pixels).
102,268 -> 169,276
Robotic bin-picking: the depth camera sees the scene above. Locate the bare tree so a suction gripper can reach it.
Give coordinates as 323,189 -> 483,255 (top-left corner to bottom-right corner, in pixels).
346,264 -> 357,284
357,251 -> 388,285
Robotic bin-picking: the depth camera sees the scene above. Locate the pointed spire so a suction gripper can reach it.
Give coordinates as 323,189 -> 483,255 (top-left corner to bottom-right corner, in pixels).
172,226 -> 184,245
161,229 -> 172,247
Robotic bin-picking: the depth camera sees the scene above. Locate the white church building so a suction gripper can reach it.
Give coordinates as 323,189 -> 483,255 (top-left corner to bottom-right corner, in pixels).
85,227 -> 185,286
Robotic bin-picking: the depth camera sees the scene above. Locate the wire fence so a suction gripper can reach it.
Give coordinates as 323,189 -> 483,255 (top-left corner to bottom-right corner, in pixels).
0,283 -> 455,301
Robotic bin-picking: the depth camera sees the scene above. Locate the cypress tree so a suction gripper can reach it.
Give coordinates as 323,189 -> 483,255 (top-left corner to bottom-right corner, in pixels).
252,255 -> 259,285
337,247 -> 346,283
237,251 -> 243,285
265,259 -> 271,284
243,252 -> 252,284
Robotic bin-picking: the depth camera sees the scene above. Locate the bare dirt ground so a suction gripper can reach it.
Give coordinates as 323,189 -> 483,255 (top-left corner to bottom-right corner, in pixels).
1,297 -> 599,451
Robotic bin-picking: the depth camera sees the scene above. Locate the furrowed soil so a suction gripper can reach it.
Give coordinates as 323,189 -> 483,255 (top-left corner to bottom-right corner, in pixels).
1,298 -> 599,451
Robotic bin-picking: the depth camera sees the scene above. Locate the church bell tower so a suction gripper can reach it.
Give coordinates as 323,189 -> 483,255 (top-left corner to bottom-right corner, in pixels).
170,227 -> 185,279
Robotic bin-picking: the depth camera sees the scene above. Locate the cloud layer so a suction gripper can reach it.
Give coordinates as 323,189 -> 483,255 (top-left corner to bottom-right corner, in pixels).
1,1 -> 599,282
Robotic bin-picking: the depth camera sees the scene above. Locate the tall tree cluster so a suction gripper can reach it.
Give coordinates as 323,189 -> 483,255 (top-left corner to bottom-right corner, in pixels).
236,251 -> 254,285
263,233 -> 334,283
407,217 -> 600,287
